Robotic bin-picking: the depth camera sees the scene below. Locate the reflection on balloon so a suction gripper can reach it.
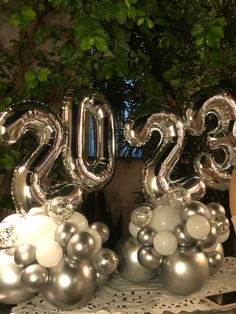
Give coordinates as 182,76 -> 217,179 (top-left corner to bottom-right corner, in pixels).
115,237 -> 156,283
20,263 -> 48,292
158,246 -> 209,295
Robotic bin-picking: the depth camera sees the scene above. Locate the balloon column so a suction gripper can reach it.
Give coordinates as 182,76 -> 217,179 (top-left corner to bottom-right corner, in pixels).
117,91 -> 236,295
0,91 -> 118,309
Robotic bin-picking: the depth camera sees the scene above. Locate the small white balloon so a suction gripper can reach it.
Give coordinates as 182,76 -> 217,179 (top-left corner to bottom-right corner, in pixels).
186,214 -> 211,240
67,212 -> 89,232
36,239 -> 63,268
16,215 -> 57,247
153,230 -> 178,256
128,222 -> 141,238
217,230 -> 230,243
86,228 -> 102,254
28,207 -> 47,217
151,205 -> 181,232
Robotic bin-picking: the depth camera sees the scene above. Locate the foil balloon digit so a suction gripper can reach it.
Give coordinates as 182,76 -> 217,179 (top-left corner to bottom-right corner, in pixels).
186,91 -> 236,190
62,90 -> 115,191
124,113 -> 206,206
0,101 -> 83,215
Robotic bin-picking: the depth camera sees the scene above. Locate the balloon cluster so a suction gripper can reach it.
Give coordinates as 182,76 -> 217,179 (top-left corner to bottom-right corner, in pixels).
116,188 -> 229,295
0,197 -> 118,309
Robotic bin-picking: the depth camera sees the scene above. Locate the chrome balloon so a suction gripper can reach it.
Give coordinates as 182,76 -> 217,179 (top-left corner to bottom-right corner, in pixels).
137,246 -> 163,270
174,223 -> 194,247
207,249 -> 224,276
124,113 -> 205,206
115,236 -> 156,282
55,222 -> 76,248
42,258 -> 95,309
66,231 -> 95,260
0,100 -> 83,215
137,226 -> 157,246
14,243 -> 36,268
158,246 -> 209,295
90,222 -> 110,244
195,226 -> 218,249
62,90 -> 115,191
207,202 -> 226,217
95,271 -> 109,288
180,200 -> 211,223
186,91 -> 236,190
20,263 -> 48,292
0,251 -> 34,304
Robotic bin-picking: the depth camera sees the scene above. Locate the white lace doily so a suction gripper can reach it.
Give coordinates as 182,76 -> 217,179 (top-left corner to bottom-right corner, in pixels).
11,257 -> 236,314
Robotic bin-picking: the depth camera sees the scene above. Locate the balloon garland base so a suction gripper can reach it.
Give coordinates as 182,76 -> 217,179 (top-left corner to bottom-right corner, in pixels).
116,190 -> 230,296
0,201 -> 118,309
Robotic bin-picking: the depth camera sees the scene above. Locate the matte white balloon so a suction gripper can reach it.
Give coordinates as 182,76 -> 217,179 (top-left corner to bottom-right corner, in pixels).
16,215 -> 57,247
153,230 -> 178,256
67,212 -> 89,232
151,205 -> 181,232
36,239 -> 63,268
86,228 -> 102,254
128,222 -> 141,238
217,230 -> 230,243
186,214 -> 211,240
28,207 -> 47,216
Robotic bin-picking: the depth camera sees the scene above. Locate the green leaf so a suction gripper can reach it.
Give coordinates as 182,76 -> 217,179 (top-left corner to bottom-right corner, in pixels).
116,5 -> 127,24
215,17 -> 226,27
137,17 -> 145,26
80,36 -> 95,50
127,6 -> 136,20
21,6 -> 36,22
95,36 -> 108,52
24,70 -> 36,82
9,6 -> 36,27
196,37 -> 204,46
146,18 -> 154,29
37,67 -> 50,82
125,0 -> 130,8
191,22 -> 204,37
211,26 -> 224,38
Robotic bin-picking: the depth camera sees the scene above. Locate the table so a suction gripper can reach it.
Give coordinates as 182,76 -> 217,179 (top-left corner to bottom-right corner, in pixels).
10,257 -> 236,314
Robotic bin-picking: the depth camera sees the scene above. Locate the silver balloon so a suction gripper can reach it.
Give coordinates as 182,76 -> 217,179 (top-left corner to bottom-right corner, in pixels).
66,231 -> 95,260
158,246 -> 209,295
137,246 -> 163,270
195,226 -> 218,249
92,248 -> 118,276
186,92 -> 236,190
0,100 -> 83,215
115,236 -> 156,282
20,263 -> 48,292
62,90 -> 115,191
137,226 -> 157,246
124,113 -> 205,206
14,243 -> 36,268
90,222 -> 110,244
0,251 -> 34,304
207,202 -> 225,217
95,271 -> 110,288
174,223 -> 194,247
207,249 -> 224,276
180,201 -> 211,223
55,222 -> 76,248
42,258 -> 95,309
212,214 -> 230,235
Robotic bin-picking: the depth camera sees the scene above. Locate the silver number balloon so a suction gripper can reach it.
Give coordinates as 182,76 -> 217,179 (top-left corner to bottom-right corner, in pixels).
186,91 -> 236,190
0,101 -> 83,215
62,90 -> 115,191
125,113 -> 205,205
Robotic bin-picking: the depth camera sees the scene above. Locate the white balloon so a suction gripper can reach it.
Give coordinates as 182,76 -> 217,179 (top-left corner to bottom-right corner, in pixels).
67,212 -> 89,231
28,207 -> 47,217
86,228 -> 102,254
36,239 -> 63,268
153,230 -> 178,256
186,214 -> 211,240
151,205 -> 181,232
16,215 -> 57,247
218,230 -> 230,243
128,222 -> 141,238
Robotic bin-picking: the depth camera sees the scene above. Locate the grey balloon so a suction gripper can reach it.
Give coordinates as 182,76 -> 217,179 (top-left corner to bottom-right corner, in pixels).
137,226 -> 157,246
137,246 -> 163,270
207,249 -> 224,276
0,251 -> 34,304
174,223 -> 194,247
90,222 -> 110,244
158,246 -> 209,295
195,226 -> 218,249
180,201 -> 211,223
95,271 -> 110,288
115,236 -> 156,283
207,202 -> 225,217
20,263 -> 48,292
14,243 -> 36,268
42,258 -> 95,309
67,231 -> 95,260
55,222 -> 76,248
